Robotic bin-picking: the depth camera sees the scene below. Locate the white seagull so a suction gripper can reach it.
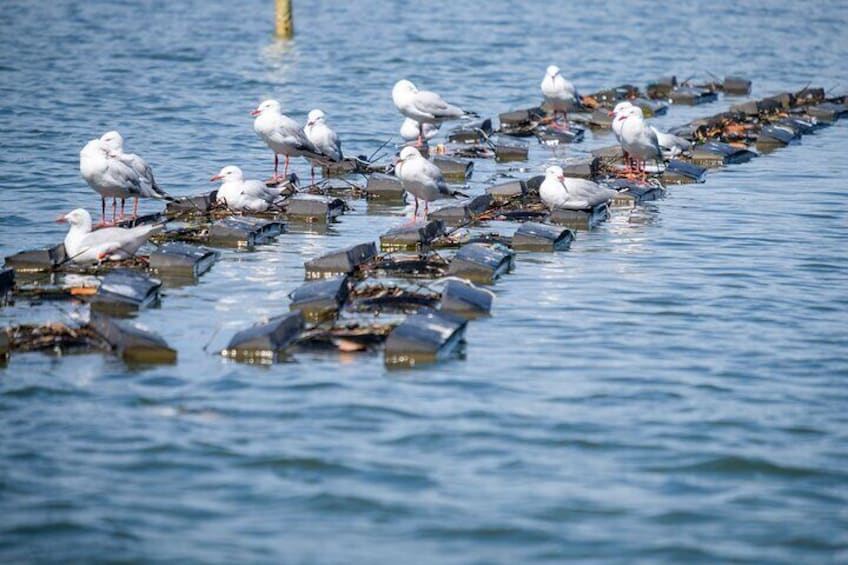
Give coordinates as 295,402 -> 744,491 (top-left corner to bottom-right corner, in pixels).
211,165 -> 283,213
540,65 -> 582,129
79,138 -> 142,226
392,79 -> 470,146
400,117 -> 440,145
99,130 -> 172,217
393,146 -> 466,217
610,101 -> 635,142
614,106 -> 664,179
539,165 -> 617,210
304,109 -> 343,184
252,99 -> 323,180
57,208 -> 162,264
610,103 -> 690,159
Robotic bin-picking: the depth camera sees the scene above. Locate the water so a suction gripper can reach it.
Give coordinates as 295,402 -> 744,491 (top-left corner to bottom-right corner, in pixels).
2,0 -> 848,562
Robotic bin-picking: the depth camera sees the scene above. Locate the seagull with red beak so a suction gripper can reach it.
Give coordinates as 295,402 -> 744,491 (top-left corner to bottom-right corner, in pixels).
303,109 -> 342,185
541,65 -> 582,130
252,99 -> 323,181
539,165 -> 617,210
393,146 -> 466,218
210,165 -> 284,213
56,208 -> 162,264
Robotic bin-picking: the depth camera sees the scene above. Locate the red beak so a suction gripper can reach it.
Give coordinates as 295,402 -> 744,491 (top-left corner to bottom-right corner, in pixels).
55,215 -> 67,223
608,111 -> 615,117
210,174 -> 223,182
250,109 -> 261,116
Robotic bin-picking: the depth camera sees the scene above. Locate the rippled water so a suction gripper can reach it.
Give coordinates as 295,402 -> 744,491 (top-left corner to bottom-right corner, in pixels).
2,0 -> 848,562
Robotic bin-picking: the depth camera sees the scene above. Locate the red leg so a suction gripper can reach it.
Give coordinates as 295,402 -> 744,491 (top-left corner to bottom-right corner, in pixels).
97,197 -> 107,227
132,197 -> 139,218
284,155 -> 290,177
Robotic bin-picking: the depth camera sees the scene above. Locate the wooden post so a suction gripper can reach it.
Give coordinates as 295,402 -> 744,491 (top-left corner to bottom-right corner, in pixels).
275,0 -> 293,39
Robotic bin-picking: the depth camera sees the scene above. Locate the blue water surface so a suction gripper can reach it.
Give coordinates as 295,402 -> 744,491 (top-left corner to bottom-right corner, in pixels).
1,1 -> 847,562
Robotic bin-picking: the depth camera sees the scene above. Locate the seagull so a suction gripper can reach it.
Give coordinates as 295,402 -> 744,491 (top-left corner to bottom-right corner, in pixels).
617,106 -> 664,180
400,117 -> 440,145
610,101 -> 635,142
210,165 -> 284,213
651,125 -> 691,158
540,65 -> 582,130
610,103 -> 690,160
304,109 -> 343,185
610,101 -> 636,170
56,208 -> 162,264
539,165 -> 617,210
393,146 -> 466,217
99,130 -> 172,218
392,79 -> 470,146
79,138 -> 142,226
252,99 -> 323,180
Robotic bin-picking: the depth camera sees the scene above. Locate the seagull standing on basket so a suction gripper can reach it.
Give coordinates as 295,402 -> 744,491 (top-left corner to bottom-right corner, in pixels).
540,65 -> 583,131
79,138 -> 143,226
99,130 -> 173,218
392,79 -> 471,147
303,109 -> 343,186
210,165 -> 285,213
393,146 -> 466,219
56,208 -> 162,264
539,165 -> 617,210
252,99 -> 323,181
614,106 -> 664,181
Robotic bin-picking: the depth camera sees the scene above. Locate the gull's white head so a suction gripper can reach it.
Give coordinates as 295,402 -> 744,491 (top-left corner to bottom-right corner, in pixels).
392,79 -> 418,99
81,138 -> 109,157
306,109 -> 326,127
56,208 -> 93,230
546,65 -> 561,78
545,165 -> 565,181
99,130 -> 124,152
621,105 -> 644,119
397,146 -> 422,163
611,101 -> 634,117
251,99 -> 281,117
210,165 -> 244,183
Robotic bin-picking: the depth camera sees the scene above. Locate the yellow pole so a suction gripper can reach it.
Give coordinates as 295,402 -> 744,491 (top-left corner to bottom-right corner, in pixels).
275,0 -> 293,39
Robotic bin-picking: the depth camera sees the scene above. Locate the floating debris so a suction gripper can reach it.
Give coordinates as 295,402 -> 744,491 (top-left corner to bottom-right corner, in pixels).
365,173 -> 405,201
447,243 -> 515,285
222,311 -> 304,363
89,311 -> 176,364
89,269 -> 161,316
379,220 -> 445,253
432,155 -> 474,181
439,279 -> 493,319
284,194 -> 346,223
347,281 -> 441,315
304,242 -> 378,280
429,194 -> 492,226
3,321 -> 110,358
384,311 -> 467,368
288,276 -> 351,323
148,242 -> 218,282
485,180 -> 527,204
206,217 -> 285,249
511,222 -> 575,252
